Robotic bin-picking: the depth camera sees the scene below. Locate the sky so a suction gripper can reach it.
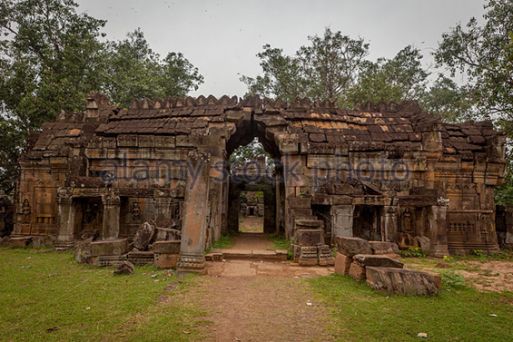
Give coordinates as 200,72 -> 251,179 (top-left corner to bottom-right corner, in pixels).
76,0 -> 487,97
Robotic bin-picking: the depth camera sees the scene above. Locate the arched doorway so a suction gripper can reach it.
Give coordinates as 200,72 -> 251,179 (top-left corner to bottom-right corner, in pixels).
224,116 -> 285,237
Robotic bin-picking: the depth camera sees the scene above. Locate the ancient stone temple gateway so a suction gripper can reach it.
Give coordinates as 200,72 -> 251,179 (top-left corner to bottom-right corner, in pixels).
11,93 -> 506,272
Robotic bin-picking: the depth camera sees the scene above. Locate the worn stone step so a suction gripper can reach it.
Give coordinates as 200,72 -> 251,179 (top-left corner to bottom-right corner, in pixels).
219,249 -> 288,262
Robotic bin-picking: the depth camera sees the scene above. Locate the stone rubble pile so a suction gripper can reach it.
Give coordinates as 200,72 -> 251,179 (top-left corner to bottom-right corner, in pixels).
334,236 -> 441,295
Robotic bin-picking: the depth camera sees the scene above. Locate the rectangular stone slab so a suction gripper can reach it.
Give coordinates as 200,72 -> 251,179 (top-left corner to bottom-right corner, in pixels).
90,239 -> 128,256
366,267 -> 441,296
152,240 -> 181,254
335,236 -> 372,256
353,254 -> 404,268
334,252 -> 351,275
369,241 -> 399,255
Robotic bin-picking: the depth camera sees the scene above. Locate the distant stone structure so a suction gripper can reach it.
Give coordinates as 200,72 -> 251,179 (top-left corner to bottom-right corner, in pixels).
10,93 -> 506,272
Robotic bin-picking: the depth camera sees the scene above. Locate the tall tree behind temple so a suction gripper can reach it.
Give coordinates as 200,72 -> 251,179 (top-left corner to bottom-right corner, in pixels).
342,46 -> 428,108
241,28 -> 369,103
434,0 -> 513,205
0,0 -> 203,194
102,29 -> 203,108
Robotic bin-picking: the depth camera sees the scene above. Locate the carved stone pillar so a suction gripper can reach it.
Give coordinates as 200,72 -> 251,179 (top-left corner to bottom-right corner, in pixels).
101,193 -> 120,240
331,205 -> 354,239
382,205 -> 398,242
428,198 -> 450,257
57,188 -> 75,242
177,150 -> 210,273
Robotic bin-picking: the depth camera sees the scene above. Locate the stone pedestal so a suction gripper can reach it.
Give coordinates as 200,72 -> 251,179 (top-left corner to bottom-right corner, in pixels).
101,193 -> 120,240
331,205 -> 354,238
177,151 -> 210,273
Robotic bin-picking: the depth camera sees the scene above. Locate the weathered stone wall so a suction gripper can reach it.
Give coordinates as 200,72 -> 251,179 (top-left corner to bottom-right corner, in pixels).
12,94 -> 506,270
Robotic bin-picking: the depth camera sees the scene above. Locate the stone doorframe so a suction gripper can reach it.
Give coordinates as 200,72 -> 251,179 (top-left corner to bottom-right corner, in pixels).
57,187 -> 121,243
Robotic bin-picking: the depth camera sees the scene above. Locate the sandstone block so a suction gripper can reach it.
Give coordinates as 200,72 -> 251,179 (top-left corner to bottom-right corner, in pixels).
335,236 -> 372,256
365,267 -> 441,295
353,254 -> 403,268
369,241 -> 400,255
295,228 -> 324,246
90,239 -> 128,256
348,261 -> 366,281
151,240 -> 180,254
154,253 -> 179,269
334,252 -> 352,275
113,261 -> 134,275
415,236 -> 431,254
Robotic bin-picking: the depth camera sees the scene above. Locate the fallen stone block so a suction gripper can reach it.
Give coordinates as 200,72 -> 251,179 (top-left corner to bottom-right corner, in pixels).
151,240 -> 180,254
113,261 -> 135,275
369,241 -> 399,255
348,261 -> 366,281
7,236 -> 33,247
90,239 -> 128,256
415,236 -> 431,254
154,253 -> 179,269
334,252 -> 351,275
335,236 -> 372,256
353,254 -> 403,268
366,267 -> 441,295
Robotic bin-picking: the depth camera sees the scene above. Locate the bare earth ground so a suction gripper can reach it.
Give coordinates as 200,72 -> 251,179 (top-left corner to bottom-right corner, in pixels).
174,260 -> 335,342
405,258 -> 513,292
173,234 -> 335,341
239,216 -> 264,233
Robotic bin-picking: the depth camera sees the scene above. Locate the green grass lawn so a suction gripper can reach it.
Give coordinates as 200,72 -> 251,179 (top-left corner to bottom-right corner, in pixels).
0,247 -> 204,342
309,274 -> 513,342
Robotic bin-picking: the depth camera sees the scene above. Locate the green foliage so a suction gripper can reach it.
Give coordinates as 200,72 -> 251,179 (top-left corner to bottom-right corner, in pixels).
0,0 -> 203,194
241,28 -> 369,102
471,249 -> 486,257
399,246 -> 426,258
211,233 -> 234,250
229,138 -> 274,170
440,270 -> 466,289
342,45 -> 428,108
0,247 -> 203,341
309,274 -> 513,341
102,29 -> 203,107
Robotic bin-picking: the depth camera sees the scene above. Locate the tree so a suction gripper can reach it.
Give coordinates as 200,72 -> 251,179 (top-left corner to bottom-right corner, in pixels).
420,75 -> 474,123
343,46 -> 428,108
0,0 -> 204,194
434,0 -> 513,120
435,0 -> 513,204
102,29 -> 203,107
241,28 -> 369,102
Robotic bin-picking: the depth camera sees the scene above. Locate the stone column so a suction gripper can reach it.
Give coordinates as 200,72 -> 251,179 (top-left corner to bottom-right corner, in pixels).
382,205 -> 398,242
177,150 -> 210,273
331,205 -> 354,238
57,188 -> 75,242
101,193 -> 120,240
428,199 -> 450,257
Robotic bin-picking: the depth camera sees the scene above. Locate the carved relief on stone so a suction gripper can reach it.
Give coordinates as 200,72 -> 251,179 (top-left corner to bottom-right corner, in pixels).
131,201 -> 141,220
102,192 -> 120,207
57,187 -> 73,205
437,197 -> 450,206
21,199 -> 31,216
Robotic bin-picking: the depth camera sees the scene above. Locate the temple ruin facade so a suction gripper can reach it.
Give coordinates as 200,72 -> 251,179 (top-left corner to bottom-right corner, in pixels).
11,93 -> 508,271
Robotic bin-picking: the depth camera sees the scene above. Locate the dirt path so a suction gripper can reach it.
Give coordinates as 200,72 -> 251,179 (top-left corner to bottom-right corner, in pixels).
181,260 -> 335,342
